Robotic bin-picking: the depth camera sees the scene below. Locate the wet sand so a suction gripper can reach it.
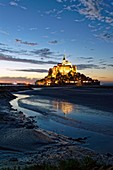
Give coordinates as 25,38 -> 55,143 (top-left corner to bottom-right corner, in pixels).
19,86 -> 113,113
0,88 -> 113,168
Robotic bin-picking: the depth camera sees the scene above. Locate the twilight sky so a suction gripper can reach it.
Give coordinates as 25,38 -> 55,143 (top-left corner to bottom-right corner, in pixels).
0,0 -> 113,84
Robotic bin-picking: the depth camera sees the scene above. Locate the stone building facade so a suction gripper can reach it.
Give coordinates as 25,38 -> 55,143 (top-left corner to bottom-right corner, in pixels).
49,56 -> 77,78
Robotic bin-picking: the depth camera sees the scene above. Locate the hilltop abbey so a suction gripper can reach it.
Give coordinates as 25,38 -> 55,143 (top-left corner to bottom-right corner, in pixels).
35,56 -> 100,86
50,55 -> 77,77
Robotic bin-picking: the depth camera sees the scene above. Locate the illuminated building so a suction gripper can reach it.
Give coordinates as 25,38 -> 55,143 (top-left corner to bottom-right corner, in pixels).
35,55 -> 100,86
49,55 -> 77,78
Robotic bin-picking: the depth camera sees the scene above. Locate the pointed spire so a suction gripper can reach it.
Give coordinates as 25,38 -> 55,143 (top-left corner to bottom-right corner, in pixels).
63,54 -> 66,61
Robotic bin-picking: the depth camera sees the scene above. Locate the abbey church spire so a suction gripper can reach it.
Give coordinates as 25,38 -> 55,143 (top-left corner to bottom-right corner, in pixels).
63,54 -> 66,61
62,54 -> 72,66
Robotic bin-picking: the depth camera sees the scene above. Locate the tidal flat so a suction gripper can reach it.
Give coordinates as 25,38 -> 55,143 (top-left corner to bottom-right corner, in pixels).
0,86 -> 113,169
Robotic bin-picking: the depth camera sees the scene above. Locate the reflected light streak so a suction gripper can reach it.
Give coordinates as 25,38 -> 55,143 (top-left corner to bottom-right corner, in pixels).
52,100 -> 74,115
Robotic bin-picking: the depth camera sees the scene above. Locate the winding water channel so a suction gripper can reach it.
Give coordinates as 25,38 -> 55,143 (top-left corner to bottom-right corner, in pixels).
10,92 -> 113,155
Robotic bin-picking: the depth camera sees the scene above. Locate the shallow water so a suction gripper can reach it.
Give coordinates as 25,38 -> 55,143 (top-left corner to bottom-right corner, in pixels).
11,93 -> 113,155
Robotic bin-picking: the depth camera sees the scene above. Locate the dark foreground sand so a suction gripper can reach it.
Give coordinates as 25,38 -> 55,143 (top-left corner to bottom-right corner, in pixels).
0,88 -> 113,168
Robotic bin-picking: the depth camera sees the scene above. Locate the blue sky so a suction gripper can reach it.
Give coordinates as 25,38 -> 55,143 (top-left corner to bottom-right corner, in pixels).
0,0 -> 113,84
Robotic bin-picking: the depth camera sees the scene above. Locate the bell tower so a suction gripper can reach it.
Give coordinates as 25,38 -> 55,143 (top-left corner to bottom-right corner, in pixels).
62,54 -> 66,65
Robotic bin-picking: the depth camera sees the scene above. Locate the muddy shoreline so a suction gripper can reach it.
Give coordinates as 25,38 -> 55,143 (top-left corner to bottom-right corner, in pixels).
0,89 -> 113,168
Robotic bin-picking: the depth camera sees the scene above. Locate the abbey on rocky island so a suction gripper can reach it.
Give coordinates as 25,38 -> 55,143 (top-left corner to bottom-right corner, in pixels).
49,55 -> 77,78
35,56 -> 100,86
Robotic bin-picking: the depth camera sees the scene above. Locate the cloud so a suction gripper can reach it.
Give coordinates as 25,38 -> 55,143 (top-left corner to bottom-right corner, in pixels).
20,6 -> 27,10
78,0 -> 113,34
49,40 -> 58,44
56,0 -> 76,4
56,0 -> 63,2
107,64 -> 113,67
0,47 -> 29,55
9,1 -> 27,10
60,30 -> 64,32
50,31 -> 57,34
98,60 -> 106,65
54,0 -> 113,43
99,76 -> 108,79
56,16 -> 62,19
78,0 -> 102,20
0,47 -> 16,53
78,57 -> 94,60
45,27 -> 50,30
9,1 -> 18,6
88,23 -> 95,28
15,39 -> 38,46
87,60 -> 93,63
105,16 -> 113,24
0,53 -> 57,65
74,18 -> 85,22
42,35 -> 49,38
0,76 -> 37,83
103,33 -> 113,40
0,43 -> 6,46
95,32 -> 113,42
45,9 -> 56,15
0,29 -> 9,35
12,69 -> 48,73
31,48 -> 63,59
31,48 -> 54,58
0,46 -> 63,61
56,0 -> 102,20
77,64 -> 106,70
29,27 -> 38,31
71,39 -> 76,42
105,26 -> 111,30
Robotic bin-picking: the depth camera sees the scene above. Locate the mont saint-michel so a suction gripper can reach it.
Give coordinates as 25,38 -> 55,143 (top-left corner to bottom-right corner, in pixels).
35,56 -> 100,86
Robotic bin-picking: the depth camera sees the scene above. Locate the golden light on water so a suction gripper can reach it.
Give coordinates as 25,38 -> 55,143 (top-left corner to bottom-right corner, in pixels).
52,100 -> 74,115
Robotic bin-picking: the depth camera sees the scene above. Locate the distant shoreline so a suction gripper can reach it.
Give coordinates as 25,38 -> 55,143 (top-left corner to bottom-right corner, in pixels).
0,84 -> 113,92
0,85 -> 33,92
34,83 -> 113,90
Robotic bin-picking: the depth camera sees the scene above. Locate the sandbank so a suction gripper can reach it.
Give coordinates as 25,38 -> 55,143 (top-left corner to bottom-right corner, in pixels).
0,89 -> 113,168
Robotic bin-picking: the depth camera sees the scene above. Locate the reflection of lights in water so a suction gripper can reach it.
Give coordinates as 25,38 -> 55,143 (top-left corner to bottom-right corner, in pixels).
52,101 -> 74,114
